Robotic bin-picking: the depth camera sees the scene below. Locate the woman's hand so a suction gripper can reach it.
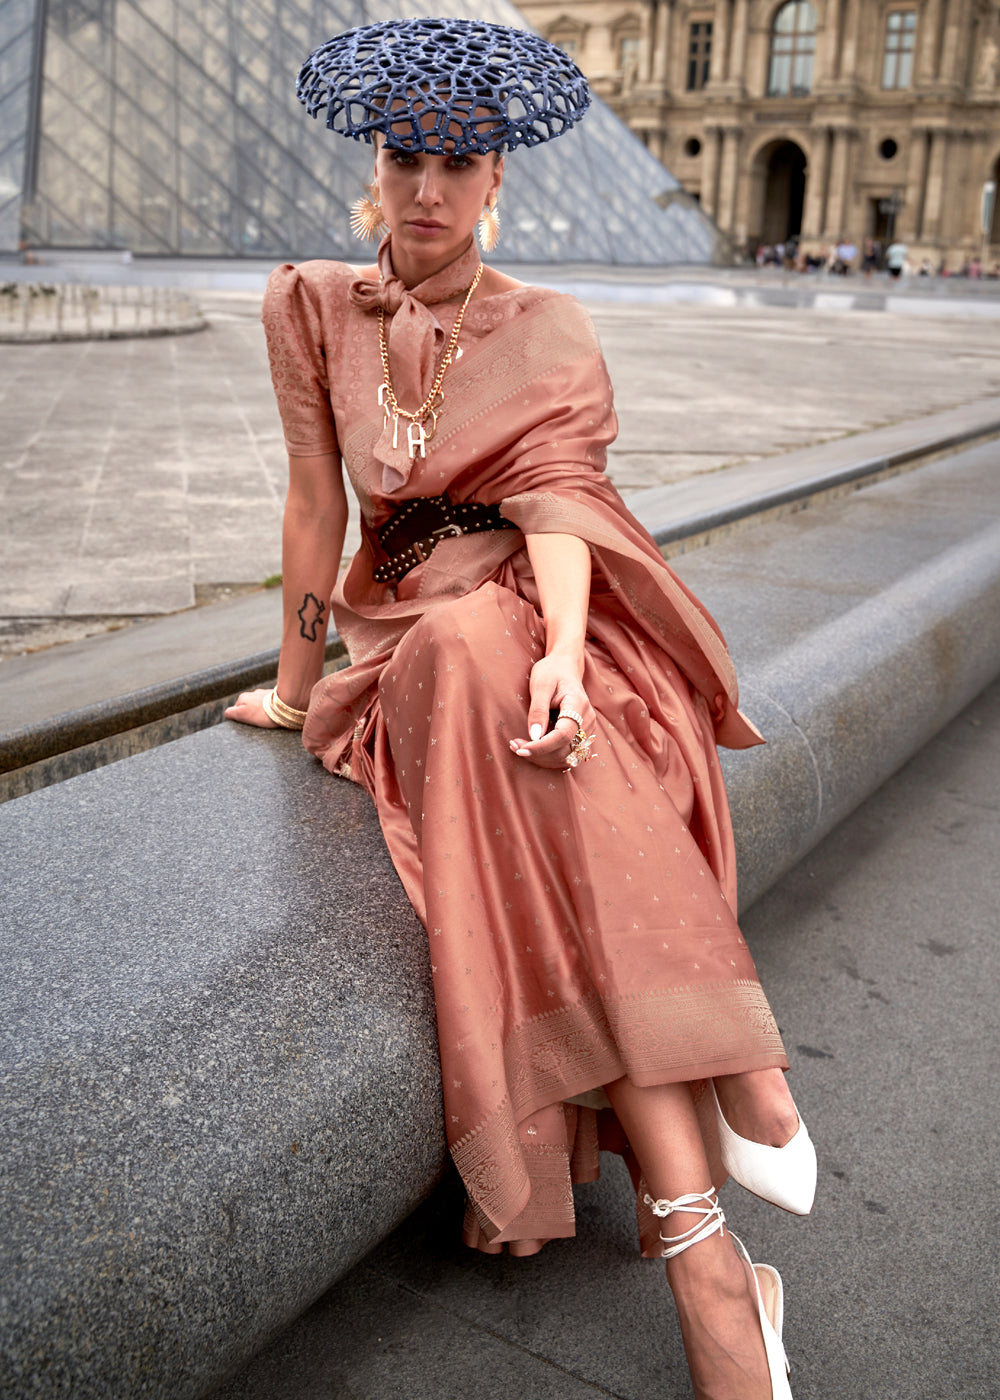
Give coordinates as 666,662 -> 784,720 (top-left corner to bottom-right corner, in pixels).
508,652 -> 595,770
224,688 -> 281,729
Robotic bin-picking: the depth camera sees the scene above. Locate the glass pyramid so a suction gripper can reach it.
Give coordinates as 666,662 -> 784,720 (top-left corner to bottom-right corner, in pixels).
1,0 -> 725,263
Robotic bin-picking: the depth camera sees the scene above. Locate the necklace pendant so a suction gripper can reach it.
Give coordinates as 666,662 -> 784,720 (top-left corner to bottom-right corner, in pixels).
391,415 -> 400,450
407,419 -> 427,461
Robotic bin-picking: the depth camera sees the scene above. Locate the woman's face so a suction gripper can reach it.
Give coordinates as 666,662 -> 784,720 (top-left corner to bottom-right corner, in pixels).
373,137 -> 503,284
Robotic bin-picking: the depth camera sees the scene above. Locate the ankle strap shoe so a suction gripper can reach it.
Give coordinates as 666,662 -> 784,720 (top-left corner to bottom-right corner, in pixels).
642,1186 -> 726,1260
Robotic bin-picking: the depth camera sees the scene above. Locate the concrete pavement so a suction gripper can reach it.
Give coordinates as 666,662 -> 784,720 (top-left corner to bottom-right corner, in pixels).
209,673 -> 1000,1400
1,393 -> 997,744
2,276 -> 1000,663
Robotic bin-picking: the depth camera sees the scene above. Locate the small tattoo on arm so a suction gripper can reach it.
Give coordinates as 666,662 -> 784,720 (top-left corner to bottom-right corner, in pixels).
297,592 -> 326,642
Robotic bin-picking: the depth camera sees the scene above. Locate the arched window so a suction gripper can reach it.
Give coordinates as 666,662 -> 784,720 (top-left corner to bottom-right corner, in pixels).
767,1 -> 817,97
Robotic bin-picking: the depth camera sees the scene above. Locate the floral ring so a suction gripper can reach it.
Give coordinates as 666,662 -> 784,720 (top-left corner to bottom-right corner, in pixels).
565,726 -> 596,768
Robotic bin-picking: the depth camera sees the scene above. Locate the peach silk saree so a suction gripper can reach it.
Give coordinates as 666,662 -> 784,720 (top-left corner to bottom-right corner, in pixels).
262,240 -> 787,1255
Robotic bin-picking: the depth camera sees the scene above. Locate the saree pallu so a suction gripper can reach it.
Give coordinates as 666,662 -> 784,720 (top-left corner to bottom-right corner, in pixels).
262,261 -> 788,1254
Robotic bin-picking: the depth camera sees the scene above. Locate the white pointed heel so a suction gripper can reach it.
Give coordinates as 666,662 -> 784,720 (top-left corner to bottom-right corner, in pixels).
710,1080 -> 817,1215
730,1232 -> 794,1399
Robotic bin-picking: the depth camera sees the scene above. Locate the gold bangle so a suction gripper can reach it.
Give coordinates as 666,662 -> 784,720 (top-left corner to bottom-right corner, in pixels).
273,689 -> 308,724
262,688 -> 307,729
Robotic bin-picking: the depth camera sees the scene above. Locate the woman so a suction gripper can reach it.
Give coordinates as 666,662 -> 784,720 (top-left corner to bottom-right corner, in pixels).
226,20 -> 815,1398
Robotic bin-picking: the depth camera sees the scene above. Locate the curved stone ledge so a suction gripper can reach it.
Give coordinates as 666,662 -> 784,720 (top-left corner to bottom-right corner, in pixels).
1,447 -> 999,1399
0,733 -> 444,1400
0,640 -> 345,777
725,522 -> 1000,907
0,314 -> 207,342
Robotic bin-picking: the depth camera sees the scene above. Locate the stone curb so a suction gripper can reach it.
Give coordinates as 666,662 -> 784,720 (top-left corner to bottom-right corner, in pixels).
4,403 -> 997,801
630,403 -> 1000,550
0,314 -> 207,342
725,521 -> 1000,910
0,639 -> 345,786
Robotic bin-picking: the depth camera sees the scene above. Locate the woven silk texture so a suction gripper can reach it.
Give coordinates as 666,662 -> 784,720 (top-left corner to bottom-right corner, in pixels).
261,240 -> 786,1255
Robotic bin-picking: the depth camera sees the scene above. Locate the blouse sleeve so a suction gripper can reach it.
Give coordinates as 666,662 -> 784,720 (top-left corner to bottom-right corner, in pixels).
261,263 -> 339,457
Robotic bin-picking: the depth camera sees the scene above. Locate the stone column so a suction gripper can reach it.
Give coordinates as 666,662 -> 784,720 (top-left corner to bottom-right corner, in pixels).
701,125 -> 722,218
717,126 -> 743,232
972,9 -> 1000,92
639,1 -> 655,83
653,0 -> 672,84
816,0 -> 843,82
940,130 -> 971,245
922,128 -> 950,239
728,0 -> 750,86
824,126 -> 854,236
802,126 -> 831,239
708,0 -> 731,82
838,0 -> 863,82
916,0 -> 944,83
903,127 -> 929,238
939,0 -> 970,89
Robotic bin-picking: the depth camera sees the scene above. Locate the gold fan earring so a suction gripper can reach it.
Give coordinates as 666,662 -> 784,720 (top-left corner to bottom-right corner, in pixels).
477,195 -> 500,253
350,185 -> 388,243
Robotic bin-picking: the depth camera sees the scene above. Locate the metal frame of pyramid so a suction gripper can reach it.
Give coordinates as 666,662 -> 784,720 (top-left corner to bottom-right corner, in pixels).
1,0 -> 726,264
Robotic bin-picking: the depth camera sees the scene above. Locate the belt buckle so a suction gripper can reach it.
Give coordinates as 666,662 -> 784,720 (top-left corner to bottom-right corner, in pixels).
413,522 -> 463,563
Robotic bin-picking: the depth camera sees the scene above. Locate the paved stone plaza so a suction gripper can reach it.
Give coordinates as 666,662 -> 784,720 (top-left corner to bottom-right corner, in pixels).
2,279 -> 999,657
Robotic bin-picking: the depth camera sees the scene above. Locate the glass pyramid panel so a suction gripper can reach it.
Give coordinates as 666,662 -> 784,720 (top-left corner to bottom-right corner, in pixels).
0,0 -> 36,251
17,0 -> 725,264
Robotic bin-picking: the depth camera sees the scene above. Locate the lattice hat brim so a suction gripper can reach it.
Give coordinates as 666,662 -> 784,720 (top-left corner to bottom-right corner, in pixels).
297,18 -> 591,156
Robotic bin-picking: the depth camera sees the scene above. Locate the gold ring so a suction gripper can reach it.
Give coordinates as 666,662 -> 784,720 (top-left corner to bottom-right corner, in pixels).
557,708 -> 584,728
565,726 -> 596,768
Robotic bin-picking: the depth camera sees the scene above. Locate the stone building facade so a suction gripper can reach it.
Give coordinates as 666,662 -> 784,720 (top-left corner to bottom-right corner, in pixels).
520,0 -> 1000,266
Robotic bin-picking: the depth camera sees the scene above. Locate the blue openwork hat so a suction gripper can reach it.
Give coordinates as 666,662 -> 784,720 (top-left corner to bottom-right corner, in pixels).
297,18 -> 591,156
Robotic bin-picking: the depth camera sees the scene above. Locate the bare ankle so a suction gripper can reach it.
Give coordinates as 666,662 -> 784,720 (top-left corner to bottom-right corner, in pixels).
665,1229 -> 746,1301
666,1236 -> 772,1400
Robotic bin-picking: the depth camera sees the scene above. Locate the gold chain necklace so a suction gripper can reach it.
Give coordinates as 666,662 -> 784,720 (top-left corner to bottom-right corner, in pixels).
377,262 -> 484,462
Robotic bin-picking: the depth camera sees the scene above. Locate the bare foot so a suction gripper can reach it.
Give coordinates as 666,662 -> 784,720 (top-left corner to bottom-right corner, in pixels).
714,1068 -> 801,1148
667,1227 -> 772,1400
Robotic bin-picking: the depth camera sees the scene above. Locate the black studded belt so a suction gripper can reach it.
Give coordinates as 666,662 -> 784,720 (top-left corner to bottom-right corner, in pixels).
372,492 -> 517,584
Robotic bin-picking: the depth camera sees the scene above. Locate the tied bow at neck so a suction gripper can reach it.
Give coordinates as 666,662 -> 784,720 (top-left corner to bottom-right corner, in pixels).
349,236 -> 482,491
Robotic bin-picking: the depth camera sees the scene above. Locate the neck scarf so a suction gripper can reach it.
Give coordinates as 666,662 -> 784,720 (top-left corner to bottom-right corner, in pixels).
349,236 -> 482,491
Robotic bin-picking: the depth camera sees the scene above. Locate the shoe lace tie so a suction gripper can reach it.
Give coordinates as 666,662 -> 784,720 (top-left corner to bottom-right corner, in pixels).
642,1187 -> 726,1261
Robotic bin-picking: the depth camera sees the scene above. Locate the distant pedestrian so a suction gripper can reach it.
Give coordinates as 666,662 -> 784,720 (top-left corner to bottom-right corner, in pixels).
886,240 -> 908,279
861,238 -> 879,278
834,238 -> 858,274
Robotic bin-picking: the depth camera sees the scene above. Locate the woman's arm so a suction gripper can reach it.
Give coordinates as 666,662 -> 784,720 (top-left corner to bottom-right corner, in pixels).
509,532 -> 596,769
225,451 -> 348,727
